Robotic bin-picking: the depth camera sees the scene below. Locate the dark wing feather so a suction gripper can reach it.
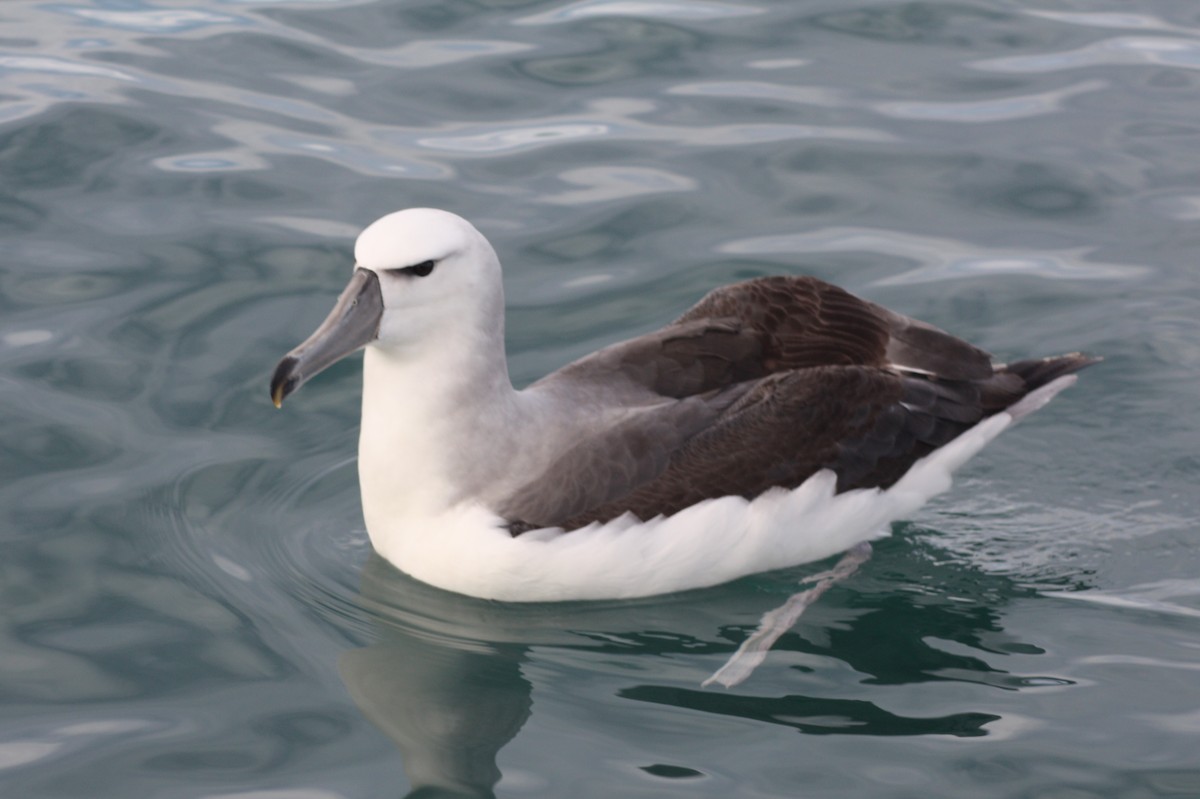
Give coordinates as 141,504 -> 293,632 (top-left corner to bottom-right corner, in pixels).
540,276 -> 995,402
672,276 -> 892,373
541,367 -> 900,531
676,276 -> 994,379
540,277 -> 892,402
506,274 -> 1095,534
499,384 -> 753,530
865,300 -> 994,379
537,319 -> 767,400
544,366 -> 996,531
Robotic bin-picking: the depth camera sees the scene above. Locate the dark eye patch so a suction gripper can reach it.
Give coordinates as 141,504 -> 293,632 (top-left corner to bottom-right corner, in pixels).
390,259 -> 436,278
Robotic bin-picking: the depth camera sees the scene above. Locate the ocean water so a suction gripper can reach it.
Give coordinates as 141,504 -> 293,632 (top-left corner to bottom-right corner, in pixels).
3,1 -> 1200,797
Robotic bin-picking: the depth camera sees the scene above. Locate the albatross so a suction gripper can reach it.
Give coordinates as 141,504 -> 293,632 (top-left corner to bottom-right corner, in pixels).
271,208 -> 1096,609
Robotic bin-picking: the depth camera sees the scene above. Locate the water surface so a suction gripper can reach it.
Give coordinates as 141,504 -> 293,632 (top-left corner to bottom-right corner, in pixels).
3,1 -> 1199,797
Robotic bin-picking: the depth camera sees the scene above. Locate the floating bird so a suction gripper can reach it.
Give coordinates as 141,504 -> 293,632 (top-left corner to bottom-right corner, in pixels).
271,208 -> 1096,611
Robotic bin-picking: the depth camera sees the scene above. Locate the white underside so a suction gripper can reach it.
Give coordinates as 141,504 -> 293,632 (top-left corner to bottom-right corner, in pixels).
366,377 -> 1075,602
370,419 -> 986,602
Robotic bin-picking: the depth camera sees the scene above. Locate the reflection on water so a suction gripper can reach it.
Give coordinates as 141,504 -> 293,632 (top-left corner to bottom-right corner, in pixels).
340,541 -> 1075,796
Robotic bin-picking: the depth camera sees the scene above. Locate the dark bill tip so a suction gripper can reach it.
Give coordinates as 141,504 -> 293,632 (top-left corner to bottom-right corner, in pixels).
270,355 -> 300,408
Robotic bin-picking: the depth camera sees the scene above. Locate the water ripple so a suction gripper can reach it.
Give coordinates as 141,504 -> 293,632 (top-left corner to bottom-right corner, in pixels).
0,54 -> 138,82
1025,11 -> 1199,35
1045,580 -> 1200,620
194,120 -> 451,178
400,99 -> 894,158
874,80 -> 1106,123
48,6 -> 249,33
975,37 -> 1200,73
668,80 -> 846,108
357,39 -> 535,69
419,122 -> 611,153
515,0 -> 764,26
720,227 -> 1150,284
539,166 -> 696,205
672,78 -> 1108,124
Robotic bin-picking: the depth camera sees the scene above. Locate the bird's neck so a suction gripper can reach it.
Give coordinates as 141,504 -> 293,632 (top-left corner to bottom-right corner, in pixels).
357,329 -> 521,529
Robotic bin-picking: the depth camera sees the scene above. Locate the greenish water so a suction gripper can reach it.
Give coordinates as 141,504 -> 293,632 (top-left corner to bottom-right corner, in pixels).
3,1 -> 1199,797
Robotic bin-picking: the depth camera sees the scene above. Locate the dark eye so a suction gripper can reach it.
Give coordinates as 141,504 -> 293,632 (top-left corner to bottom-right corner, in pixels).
397,259 -> 436,278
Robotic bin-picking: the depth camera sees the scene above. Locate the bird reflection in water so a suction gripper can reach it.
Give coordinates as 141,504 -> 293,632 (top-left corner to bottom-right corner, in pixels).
337,535 -> 1069,798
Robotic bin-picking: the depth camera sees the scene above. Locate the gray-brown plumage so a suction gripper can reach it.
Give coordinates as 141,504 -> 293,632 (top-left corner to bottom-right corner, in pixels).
502,276 -> 1097,535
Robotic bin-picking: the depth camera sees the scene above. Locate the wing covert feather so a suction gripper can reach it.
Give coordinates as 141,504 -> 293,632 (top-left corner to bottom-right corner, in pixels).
537,276 -> 995,403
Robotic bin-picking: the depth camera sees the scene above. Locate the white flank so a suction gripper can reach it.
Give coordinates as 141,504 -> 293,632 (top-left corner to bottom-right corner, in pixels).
369,375 -> 1076,601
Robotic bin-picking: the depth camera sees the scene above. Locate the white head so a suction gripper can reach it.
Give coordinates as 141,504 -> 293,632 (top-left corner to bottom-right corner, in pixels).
355,208 -> 504,351
271,208 -> 506,406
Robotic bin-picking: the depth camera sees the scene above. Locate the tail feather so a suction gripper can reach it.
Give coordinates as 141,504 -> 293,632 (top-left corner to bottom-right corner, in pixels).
1002,352 -> 1102,393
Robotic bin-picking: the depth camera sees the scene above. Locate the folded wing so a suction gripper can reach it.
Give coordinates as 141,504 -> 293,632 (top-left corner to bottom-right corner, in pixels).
503,276 -> 1091,533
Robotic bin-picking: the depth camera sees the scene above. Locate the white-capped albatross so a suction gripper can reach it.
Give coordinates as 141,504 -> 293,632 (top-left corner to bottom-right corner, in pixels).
271,208 -> 1096,608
